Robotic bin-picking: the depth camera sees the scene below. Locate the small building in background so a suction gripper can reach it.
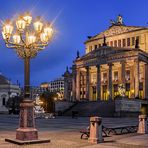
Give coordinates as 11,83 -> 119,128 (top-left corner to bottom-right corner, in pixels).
0,74 -> 21,113
40,77 -> 65,100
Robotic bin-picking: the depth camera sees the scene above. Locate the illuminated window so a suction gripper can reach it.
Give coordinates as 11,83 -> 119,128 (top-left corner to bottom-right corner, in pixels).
110,41 -> 113,46
136,36 -> 140,43
122,39 -> 126,47
118,40 -> 121,47
114,71 -> 118,81
132,37 -> 135,45
103,73 -> 107,82
125,70 -> 130,81
114,40 -> 117,47
89,46 -> 92,52
127,38 -> 130,46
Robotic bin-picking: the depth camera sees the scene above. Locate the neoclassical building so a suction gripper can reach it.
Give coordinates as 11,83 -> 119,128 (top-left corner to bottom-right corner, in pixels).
0,74 -> 21,113
64,16 -> 148,101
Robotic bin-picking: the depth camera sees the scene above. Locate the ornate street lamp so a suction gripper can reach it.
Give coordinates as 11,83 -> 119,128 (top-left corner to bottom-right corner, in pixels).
2,12 -> 53,143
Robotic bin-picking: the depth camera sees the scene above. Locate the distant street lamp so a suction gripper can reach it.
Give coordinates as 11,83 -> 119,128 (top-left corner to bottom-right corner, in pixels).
2,12 -> 54,143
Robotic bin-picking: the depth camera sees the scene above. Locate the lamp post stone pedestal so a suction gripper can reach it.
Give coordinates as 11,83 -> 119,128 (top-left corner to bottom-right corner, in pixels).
16,100 -> 38,141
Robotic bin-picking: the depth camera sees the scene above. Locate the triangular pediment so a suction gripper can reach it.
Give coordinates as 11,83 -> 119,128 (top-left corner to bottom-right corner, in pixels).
86,25 -> 147,43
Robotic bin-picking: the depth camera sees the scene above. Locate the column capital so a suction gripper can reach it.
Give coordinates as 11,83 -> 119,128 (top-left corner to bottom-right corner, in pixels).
85,66 -> 90,70
134,58 -> 139,63
96,64 -> 101,68
108,63 -> 114,67
120,60 -> 126,64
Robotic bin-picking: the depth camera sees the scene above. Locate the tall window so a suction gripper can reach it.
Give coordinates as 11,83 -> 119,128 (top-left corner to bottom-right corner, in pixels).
110,41 -> 113,46
118,40 -> 121,47
132,37 -> 135,45
122,39 -> 126,47
136,36 -> 140,43
94,45 -> 97,49
103,73 -> 107,82
125,70 -> 130,81
98,44 -> 101,47
89,46 -> 92,52
114,40 -> 117,47
127,38 -> 130,46
114,71 -> 118,81
2,98 -> 5,106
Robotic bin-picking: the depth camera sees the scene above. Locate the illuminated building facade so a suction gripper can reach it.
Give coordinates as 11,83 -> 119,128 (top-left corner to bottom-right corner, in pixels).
66,16 -> 148,101
40,77 -> 64,100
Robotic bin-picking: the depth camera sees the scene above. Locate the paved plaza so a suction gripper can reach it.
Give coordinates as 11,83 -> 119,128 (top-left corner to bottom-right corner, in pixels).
0,115 -> 147,148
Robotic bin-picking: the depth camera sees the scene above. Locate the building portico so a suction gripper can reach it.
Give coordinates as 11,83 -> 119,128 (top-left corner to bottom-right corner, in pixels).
72,46 -> 148,101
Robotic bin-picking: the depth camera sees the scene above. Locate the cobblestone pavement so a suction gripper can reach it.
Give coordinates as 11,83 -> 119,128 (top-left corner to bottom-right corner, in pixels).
0,115 -> 147,148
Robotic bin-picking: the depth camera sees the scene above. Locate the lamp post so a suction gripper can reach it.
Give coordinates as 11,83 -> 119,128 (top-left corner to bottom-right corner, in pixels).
2,12 -> 54,143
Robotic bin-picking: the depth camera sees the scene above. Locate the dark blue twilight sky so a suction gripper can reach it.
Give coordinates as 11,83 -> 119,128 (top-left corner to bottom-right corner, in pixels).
0,0 -> 148,86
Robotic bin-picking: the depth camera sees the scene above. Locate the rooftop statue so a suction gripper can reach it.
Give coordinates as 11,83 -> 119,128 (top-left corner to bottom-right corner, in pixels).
110,15 -> 124,26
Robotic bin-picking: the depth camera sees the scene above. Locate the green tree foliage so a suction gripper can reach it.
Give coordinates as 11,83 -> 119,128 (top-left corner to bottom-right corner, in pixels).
6,95 -> 23,114
39,91 -> 57,113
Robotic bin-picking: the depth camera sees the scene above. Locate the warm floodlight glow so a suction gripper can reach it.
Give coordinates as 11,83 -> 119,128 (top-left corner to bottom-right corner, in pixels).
44,24 -> 53,38
27,34 -> 36,44
23,12 -> 32,25
2,20 -> 13,38
33,17 -> 43,32
2,12 -> 54,58
16,16 -> 26,31
2,32 -> 7,40
40,32 -> 48,43
13,33 -> 21,44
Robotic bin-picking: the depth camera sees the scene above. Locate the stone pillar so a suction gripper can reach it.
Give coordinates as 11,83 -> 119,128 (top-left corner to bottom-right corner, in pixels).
108,63 -> 113,100
144,64 -> 148,99
138,115 -> 148,134
88,116 -> 103,144
121,61 -> 126,85
86,66 -> 90,100
72,66 -> 76,101
76,69 -> 80,100
96,65 -> 101,100
134,59 -> 139,98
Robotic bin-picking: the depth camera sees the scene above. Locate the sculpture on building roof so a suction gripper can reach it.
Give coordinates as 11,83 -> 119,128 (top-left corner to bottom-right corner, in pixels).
76,50 -> 80,59
103,36 -> 107,46
110,15 -> 124,26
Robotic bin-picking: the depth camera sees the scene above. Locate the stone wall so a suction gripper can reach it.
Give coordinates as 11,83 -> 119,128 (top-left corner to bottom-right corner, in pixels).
115,98 -> 144,117
55,101 -> 74,113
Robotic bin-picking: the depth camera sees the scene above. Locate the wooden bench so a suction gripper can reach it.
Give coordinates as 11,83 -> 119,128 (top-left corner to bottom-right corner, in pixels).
80,126 -> 108,139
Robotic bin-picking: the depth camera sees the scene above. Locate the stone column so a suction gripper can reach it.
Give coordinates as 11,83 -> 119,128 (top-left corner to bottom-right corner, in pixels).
134,59 -> 139,98
72,66 -> 76,101
76,68 -> 80,101
144,63 -> 148,99
96,65 -> 101,100
121,61 -> 126,85
86,66 -> 90,100
108,63 -> 113,100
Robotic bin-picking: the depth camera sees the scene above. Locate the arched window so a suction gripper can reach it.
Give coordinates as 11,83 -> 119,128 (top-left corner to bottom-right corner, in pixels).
2,98 -> 5,106
1,94 -> 7,106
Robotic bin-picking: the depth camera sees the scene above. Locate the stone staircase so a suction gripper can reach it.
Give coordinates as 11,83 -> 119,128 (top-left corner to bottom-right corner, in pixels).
63,101 -> 115,117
